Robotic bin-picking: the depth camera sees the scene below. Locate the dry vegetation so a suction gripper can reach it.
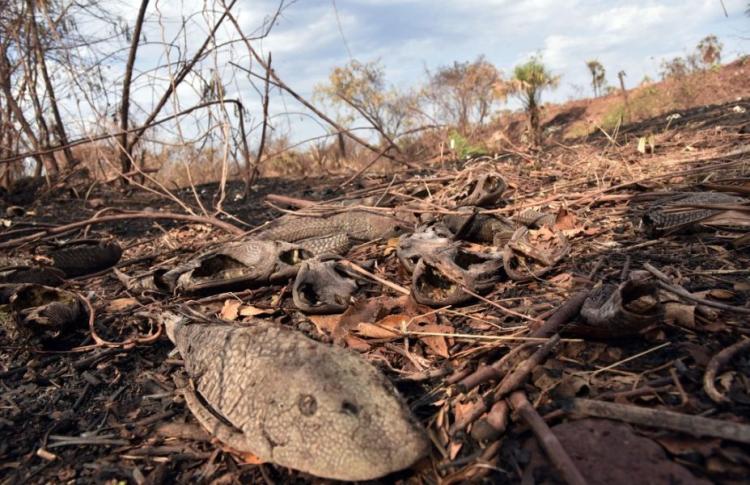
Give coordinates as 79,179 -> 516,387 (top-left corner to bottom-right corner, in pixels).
1,1 -> 750,484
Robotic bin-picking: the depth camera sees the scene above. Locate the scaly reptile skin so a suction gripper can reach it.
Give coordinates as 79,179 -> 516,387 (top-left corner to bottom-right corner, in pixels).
163,240 -> 311,293
163,314 -> 429,481
444,212 -> 515,244
513,209 -> 556,228
294,232 -> 351,255
643,192 -> 748,235
256,210 -> 409,254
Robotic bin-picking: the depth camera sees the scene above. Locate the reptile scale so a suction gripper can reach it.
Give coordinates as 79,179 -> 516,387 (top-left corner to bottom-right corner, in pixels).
162,312 -> 430,481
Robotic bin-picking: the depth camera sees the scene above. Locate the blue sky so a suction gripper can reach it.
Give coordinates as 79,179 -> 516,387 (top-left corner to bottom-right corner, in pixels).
102,0 -> 749,147
247,0 -> 748,96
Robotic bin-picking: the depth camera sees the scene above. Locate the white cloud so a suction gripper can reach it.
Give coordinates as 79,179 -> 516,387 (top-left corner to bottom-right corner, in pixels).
64,0 -> 750,145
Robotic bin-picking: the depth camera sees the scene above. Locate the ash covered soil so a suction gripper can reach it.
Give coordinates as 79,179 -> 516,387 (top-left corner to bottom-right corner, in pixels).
1,99 -> 750,484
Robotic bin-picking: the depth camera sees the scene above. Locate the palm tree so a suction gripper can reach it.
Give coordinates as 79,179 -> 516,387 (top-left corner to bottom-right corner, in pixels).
586,60 -> 606,97
509,56 -> 560,147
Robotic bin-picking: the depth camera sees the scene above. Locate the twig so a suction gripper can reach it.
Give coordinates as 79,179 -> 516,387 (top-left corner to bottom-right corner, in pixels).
342,143 -> 393,186
644,263 -> 750,314
565,398 -> 750,444
471,400 -> 509,442
0,99 -> 252,166
338,260 -> 410,295
457,344 -> 533,393
460,286 -> 542,323
0,211 -> 243,249
125,0 -> 239,156
456,291 -> 588,393
510,391 -> 588,485
223,9 -> 419,170
589,342 -> 670,377
264,194 -> 317,209
246,51 -> 272,196
704,338 -> 750,404
450,334 -> 561,434
80,295 -> 162,350
119,0 -> 150,174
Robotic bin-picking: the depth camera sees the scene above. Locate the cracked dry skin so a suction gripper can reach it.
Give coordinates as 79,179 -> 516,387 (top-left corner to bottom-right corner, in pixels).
165,316 -> 430,481
256,210 -> 410,246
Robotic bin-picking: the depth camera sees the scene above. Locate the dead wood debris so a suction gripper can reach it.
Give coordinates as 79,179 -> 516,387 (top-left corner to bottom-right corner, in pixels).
1,101 -> 750,483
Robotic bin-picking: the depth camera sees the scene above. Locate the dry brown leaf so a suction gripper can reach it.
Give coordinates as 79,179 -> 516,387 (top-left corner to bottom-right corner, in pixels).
701,319 -> 728,333
448,440 -> 463,460
384,237 -> 400,256
344,335 -> 371,352
533,226 -> 556,241
356,322 -> 401,339
238,451 -> 265,465
548,272 -> 574,289
307,314 -> 343,335
336,295 -> 411,338
220,299 -> 241,321
562,227 -> 586,238
554,207 -> 579,230
417,323 -> 453,358
664,302 -> 696,328
706,289 -> 735,300
238,304 -> 273,317
378,313 -> 411,329
454,401 -> 477,427
106,297 -> 138,312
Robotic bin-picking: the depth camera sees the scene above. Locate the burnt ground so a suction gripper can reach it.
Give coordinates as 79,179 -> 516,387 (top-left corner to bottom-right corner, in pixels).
1,98 -> 750,484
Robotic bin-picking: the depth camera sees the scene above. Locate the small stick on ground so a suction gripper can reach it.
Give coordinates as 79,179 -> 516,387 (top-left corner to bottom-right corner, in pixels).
704,338 -> 750,404
265,193 -> 318,209
644,263 -> 750,315
455,291 -> 589,393
338,260 -> 410,295
0,211 -> 244,249
565,398 -> 750,444
509,391 -> 588,485
457,344 -> 533,393
471,400 -> 510,442
450,334 -> 561,434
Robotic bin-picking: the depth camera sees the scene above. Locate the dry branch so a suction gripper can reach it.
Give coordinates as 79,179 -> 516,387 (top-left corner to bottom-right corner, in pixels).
450,334 -> 561,434
703,338 -> 750,404
565,398 -> 750,444
510,391 -> 588,485
0,211 -> 243,249
119,0 -> 151,174
644,263 -> 750,315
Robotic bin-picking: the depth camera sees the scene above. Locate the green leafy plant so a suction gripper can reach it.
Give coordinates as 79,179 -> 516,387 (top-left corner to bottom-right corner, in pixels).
448,131 -> 487,159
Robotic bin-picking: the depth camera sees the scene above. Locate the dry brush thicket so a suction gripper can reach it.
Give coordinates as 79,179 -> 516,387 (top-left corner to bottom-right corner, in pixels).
0,0 -> 739,198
